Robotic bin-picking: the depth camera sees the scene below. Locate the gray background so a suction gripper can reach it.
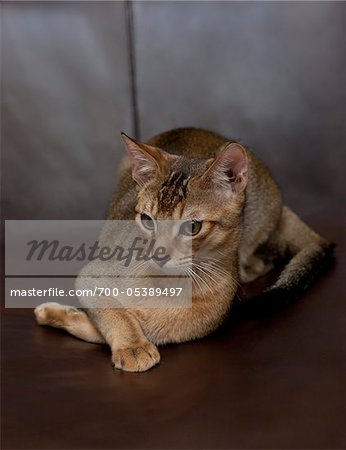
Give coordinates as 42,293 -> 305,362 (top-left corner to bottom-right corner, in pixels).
2,1 -> 345,220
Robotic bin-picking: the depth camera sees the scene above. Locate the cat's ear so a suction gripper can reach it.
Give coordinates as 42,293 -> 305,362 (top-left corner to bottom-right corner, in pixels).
200,142 -> 248,197
121,133 -> 167,185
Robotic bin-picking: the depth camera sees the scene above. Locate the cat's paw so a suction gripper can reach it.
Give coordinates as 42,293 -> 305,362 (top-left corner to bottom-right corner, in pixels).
112,342 -> 160,372
34,302 -> 78,326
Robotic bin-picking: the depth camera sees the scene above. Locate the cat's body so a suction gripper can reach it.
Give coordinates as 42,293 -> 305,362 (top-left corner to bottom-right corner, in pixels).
35,128 -> 333,372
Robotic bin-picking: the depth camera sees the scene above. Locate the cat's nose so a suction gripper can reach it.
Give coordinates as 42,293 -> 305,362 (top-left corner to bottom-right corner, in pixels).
151,255 -> 171,268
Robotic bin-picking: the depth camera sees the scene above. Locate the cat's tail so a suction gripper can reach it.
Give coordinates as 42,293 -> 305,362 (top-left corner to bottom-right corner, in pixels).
235,206 -> 335,318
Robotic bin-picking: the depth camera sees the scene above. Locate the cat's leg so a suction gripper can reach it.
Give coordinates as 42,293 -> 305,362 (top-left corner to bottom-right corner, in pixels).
74,256 -> 161,372
239,228 -> 276,283
239,206 -> 334,315
35,303 -> 160,372
86,308 -> 160,372
239,254 -> 274,283
34,302 -> 105,343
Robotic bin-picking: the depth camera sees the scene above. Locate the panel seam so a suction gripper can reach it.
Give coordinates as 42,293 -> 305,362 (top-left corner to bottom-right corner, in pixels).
125,0 -> 140,140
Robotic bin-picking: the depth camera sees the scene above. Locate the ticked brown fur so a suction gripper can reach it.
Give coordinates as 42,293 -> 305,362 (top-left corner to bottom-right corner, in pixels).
35,128 -> 333,372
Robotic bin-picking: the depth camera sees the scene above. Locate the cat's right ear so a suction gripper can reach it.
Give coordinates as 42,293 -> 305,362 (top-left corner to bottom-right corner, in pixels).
121,133 -> 167,185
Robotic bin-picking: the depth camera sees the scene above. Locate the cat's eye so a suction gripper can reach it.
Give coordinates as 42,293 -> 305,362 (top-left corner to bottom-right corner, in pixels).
180,220 -> 202,236
140,213 -> 155,231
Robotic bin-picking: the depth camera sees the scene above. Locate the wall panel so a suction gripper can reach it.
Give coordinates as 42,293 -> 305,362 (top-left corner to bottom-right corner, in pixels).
133,1 -> 346,211
2,1 -> 132,219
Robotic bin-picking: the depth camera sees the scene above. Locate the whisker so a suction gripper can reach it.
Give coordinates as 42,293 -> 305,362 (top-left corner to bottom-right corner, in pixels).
195,259 -> 240,292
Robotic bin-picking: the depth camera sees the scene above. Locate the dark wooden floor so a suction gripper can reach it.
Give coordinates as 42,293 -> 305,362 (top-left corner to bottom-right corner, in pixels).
2,208 -> 346,449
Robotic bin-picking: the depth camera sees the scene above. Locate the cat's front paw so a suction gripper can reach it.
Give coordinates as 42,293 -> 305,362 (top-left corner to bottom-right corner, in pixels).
34,302 -> 78,326
112,342 -> 160,372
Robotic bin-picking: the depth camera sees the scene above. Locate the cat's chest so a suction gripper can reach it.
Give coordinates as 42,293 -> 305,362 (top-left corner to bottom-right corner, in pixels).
134,287 -> 233,344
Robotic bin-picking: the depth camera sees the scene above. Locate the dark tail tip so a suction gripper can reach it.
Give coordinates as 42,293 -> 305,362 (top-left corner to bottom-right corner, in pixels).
232,240 -> 336,321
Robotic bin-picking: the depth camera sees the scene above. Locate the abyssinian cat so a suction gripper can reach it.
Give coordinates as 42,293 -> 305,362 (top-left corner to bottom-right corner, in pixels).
35,128 -> 333,372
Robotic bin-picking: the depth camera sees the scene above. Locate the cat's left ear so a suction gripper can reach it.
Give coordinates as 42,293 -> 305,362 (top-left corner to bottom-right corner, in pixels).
200,142 -> 248,197
121,133 -> 168,185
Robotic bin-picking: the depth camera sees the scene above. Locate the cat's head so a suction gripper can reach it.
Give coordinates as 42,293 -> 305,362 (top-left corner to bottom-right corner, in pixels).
121,133 -> 248,271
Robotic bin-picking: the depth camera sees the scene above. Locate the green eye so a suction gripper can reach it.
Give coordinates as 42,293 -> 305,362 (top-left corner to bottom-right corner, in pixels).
140,213 -> 155,231
180,220 -> 202,236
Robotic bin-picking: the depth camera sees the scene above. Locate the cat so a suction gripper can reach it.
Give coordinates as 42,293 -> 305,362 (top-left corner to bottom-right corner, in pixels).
35,127 -> 334,372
